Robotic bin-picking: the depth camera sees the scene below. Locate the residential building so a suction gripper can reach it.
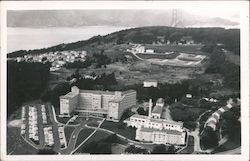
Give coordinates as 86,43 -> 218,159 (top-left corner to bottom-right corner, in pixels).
60,86 -> 136,121
145,49 -> 154,53
143,80 -> 158,88
156,36 -> 165,43
205,98 -> 234,130
180,36 -> 194,44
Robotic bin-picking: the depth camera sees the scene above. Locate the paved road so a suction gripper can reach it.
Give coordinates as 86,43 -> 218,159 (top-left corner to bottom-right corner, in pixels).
60,120 -> 88,154
47,104 -> 61,151
189,129 -> 201,152
189,109 -> 211,153
127,50 -> 144,60
36,105 -> 45,147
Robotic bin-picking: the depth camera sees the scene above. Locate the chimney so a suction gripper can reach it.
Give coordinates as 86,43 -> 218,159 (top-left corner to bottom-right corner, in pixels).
148,99 -> 153,118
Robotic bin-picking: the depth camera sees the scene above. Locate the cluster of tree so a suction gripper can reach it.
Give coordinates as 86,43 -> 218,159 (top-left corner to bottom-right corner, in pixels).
8,27 -> 240,58
136,107 -> 148,116
200,126 -> 219,150
151,144 -> 176,154
37,148 -> 57,154
82,134 -> 124,154
169,103 -> 198,122
205,46 -> 240,90
92,52 -> 111,68
124,80 -> 200,104
71,72 -> 117,90
64,56 -> 92,69
7,61 -> 50,117
124,145 -> 149,154
41,82 -> 71,111
220,107 -> 241,141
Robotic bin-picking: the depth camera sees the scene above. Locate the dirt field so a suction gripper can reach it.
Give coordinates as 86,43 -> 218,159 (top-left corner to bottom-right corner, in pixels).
145,44 -> 204,53
78,62 -> 205,85
48,43 -> 208,87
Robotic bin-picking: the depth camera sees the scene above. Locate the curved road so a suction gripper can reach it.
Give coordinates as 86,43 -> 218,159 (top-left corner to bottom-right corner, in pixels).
60,120 -> 88,154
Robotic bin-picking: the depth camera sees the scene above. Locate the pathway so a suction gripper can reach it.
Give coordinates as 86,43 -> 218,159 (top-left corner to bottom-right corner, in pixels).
188,109 -> 211,153
127,50 -> 144,60
60,120 -> 88,154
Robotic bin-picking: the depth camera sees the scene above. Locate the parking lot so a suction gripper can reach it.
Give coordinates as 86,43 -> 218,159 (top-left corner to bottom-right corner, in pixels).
20,104 -> 66,151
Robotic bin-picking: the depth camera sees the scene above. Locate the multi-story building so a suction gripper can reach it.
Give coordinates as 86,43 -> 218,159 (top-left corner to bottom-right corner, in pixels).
136,128 -> 186,145
125,114 -> 183,132
124,99 -> 186,145
60,86 -> 136,121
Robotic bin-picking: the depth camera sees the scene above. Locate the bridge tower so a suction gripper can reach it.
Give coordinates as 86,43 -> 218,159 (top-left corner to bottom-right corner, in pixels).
170,9 -> 184,28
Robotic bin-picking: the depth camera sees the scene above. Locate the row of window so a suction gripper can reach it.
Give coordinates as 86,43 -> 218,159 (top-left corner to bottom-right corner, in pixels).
131,118 -> 178,128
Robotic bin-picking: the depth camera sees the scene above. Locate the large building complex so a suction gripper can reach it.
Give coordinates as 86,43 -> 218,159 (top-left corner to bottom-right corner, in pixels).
60,86 -> 136,121
124,99 -> 186,145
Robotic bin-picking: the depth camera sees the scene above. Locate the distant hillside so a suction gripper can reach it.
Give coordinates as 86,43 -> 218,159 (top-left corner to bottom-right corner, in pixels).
8,26 -> 240,58
8,10 -> 239,28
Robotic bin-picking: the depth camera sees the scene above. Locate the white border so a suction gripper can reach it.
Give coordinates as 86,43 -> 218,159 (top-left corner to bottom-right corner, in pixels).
1,1 -> 249,161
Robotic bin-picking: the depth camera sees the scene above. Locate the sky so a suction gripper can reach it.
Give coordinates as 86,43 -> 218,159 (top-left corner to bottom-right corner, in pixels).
7,9 -> 240,28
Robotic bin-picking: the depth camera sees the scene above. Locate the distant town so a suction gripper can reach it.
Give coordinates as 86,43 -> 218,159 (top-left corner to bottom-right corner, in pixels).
7,26 -> 241,155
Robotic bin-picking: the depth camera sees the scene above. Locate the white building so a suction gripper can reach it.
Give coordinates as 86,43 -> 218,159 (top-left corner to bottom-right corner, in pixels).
60,86 -> 136,121
125,114 -> 183,132
136,128 -> 186,145
143,80 -> 158,88
125,99 -> 186,145
134,45 -> 145,53
145,49 -> 154,53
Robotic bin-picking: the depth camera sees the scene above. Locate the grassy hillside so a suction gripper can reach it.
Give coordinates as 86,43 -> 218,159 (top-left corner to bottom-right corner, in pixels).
8,26 -> 240,58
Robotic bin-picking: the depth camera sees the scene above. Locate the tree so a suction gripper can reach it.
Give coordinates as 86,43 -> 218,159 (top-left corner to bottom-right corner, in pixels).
37,149 -> 57,154
166,145 -> 176,154
137,107 -> 147,115
7,61 -> 50,117
124,145 -> 149,154
220,109 -> 241,141
169,32 -> 183,43
151,144 -> 167,154
200,126 -> 219,150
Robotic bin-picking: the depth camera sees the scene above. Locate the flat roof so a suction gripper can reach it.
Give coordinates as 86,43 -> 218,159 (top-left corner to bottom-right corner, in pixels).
122,89 -> 137,95
79,89 -> 115,95
144,79 -> 158,82
79,89 -> 136,96
131,114 -> 183,126
60,92 -> 78,99
139,127 -> 183,135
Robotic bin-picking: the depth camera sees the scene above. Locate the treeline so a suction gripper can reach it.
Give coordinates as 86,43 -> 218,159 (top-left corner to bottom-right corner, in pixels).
124,80 -> 205,104
64,52 -> 111,69
205,45 -> 240,90
71,72 -> 117,90
41,71 -> 117,112
64,56 -> 92,69
7,61 -> 50,117
8,26 -> 240,58
114,27 -> 240,55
